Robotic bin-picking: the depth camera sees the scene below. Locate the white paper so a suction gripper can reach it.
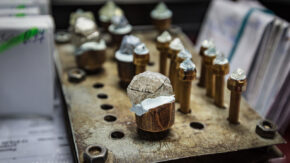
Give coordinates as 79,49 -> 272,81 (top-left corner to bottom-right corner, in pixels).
0,104 -> 73,163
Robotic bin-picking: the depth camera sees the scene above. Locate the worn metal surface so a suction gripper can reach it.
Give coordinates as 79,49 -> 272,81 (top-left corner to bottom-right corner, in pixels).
55,26 -> 285,163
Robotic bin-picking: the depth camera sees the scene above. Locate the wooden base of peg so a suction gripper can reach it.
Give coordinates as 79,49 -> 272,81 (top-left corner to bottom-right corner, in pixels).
135,102 -> 175,132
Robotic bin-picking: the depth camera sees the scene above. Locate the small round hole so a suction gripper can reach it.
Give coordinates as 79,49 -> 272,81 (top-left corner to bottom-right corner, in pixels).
101,104 -> 113,110
97,93 -> 108,99
104,115 -> 117,122
88,146 -> 102,156
190,122 -> 204,130
93,83 -> 104,89
111,131 -> 124,139
148,61 -> 155,66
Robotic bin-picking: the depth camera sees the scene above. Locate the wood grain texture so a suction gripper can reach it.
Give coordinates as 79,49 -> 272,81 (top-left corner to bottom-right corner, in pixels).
136,102 -> 175,132
55,26 -> 284,163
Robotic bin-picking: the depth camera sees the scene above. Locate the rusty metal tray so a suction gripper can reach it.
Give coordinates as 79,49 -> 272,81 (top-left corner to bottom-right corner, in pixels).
55,26 -> 285,163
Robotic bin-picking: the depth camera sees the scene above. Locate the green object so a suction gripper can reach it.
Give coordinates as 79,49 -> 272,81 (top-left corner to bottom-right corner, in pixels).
0,27 -> 39,53
17,5 -> 26,9
15,13 -> 26,17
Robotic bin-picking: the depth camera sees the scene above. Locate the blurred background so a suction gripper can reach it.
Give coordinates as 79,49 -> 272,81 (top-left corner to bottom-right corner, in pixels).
52,0 -> 290,43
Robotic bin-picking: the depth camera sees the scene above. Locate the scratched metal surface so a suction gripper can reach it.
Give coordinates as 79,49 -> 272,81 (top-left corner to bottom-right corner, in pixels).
55,26 -> 285,163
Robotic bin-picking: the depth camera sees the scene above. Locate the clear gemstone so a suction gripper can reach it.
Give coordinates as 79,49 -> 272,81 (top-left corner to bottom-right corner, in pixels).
178,49 -> 192,59
154,2 -> 168,13
99,1 -> 123,19
134,43 -> 149,55
180,58 -> 196,71
150,2 -> 172,19
230,68 -> 246,80
157,31 -> 172,43
119,35 -> 141,55
204,47 -> 217,57
169,38 -> 184,50
111,15 -> 129,29
201,39 -> 214,48
213,53 -> 228,65
74,17 -> 96,36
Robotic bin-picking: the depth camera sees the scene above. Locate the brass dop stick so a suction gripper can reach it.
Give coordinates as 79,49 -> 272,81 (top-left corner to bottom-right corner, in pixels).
133,43 -> 150,75
227,68 -> 247,124
178,59 -> 196,114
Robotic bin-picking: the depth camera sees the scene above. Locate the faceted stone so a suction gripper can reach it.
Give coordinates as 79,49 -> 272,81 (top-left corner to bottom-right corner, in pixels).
127,71 -> 173,104
180,58 -> 196,72
230,68 -> 246,80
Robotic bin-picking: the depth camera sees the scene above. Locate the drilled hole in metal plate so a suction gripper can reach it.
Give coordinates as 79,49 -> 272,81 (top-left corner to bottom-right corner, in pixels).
97,93 -> 108,99
88,146 -> 102,156
190,122 -> 204,130
104,115 -> 117,122
93,83 -> 104,89
111,131 -> 124,139
101,104 -> 113,110
148,61 -> 155,66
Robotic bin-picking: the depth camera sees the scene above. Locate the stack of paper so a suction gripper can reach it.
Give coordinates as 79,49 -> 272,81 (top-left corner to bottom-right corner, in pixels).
197,0 -> 290,133
0,103 -> 73,163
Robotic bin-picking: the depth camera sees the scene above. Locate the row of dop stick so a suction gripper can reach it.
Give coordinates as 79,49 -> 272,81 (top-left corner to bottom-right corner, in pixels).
156,31 -> 248,124
156,31 -> 197,114
198,40 -> 247,124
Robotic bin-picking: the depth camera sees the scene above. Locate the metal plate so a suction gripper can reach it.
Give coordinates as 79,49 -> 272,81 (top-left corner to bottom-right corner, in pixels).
55,26 -> 285,163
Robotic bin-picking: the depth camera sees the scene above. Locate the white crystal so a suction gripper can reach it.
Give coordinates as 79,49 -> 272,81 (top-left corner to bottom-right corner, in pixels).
115,50 -> 133,62
157,31 -> 172,43
75,39 -> 106,56
74,17 -> 97,36
130,95 -> 175,116
108,16 -> 132,34
230,68 -> 246,80
150,2 -> 172,20
82,39 -> 106,50
70,10 -> 95,26
204,47 -> 217,57
119,35 -> 141,55
180,58 -> 196,71
169,38 -> 184,51
99,1 -> 123,22
213,53 -> 228,65
201,39 -> 215,48
178,49 -> 192,59
134,43 -> 149,55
